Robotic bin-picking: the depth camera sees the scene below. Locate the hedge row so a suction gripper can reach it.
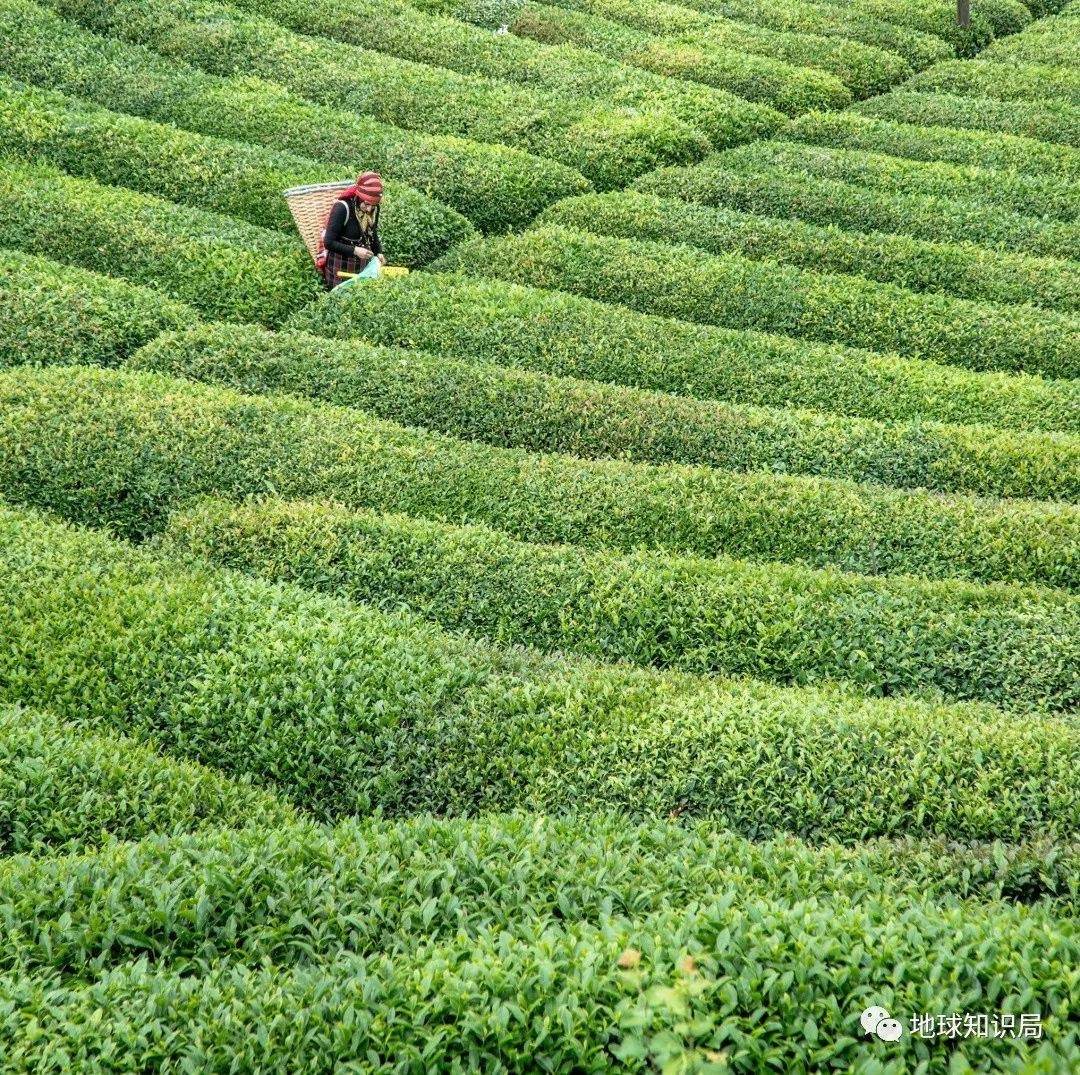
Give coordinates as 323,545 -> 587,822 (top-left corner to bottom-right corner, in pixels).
661,0 -> 955,68
4,893 -> 1078,1072
5,814 -> 1079,984
715,138 -> 1080,221
42,0 -> 743,189
0,249 -> 199,369
0,705 -> 298,856
542,190 -> 1080,313
854,91 -> 1080,149
0,79 -> 474,267
223,0 -> 789,142
4,502 -> 1078,836
158,495 -> 1080,711
489,0 -> 854,115
0,0 -> 589,232
1,366 -> 1075,588
982,16 -> 1080,65
669,20 -> 913,96
435,226 -> 1080,378
906,58 -> 1080,107
292,272 -> 1080,435
783,110 -> 1080,181
133,323 -> 1080,503
0,158 -> 319,325
639,160 -> 1080,261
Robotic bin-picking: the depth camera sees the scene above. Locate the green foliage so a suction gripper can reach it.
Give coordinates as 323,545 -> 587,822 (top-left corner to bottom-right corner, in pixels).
42,0 -> 755,188
0,249 -> 199,368
906,58 -> 1080,106
854,90 -> 1080,148
224,0 -> 786,143
542,190 -> 1080,313
1,365 -> 1076,588
714,138 -> 1079,221
488,0 -> 854,115
2,814 -> 1079,983
134,322 -> 1080,503
435,225 -> 1080,377
784,109 -> 1080,181
293,272 -> 1080,436
0,0 -> 589,231
160,495 -> 1080,711
3,502 -> 1079,837
981,10 -> 1080,64
0,157 -> 320,324
0,706 -> 298,855
0,79 -> 474,266
641,158 -> 1080,261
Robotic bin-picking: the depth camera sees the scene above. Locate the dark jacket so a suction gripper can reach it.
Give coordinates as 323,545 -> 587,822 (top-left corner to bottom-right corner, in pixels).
322,197 -> 382,289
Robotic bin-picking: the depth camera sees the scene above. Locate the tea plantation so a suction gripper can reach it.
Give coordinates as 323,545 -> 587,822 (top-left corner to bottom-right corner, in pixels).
0,0 -> 1078,1069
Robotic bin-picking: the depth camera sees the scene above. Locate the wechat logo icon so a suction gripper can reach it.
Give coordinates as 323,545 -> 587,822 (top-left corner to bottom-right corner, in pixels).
861,1006 -> 904,1042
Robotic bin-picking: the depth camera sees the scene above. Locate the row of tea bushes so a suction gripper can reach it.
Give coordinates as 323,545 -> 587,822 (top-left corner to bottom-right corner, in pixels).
714,139 -> 1079,221
0,159 -> 319,324
4,892 -> 1077,1072
0,249 -> 199,368
982,11 -> 1080,64
159,495 -> 1080,711
223,0 -> 795,139
783,110 -> 1080,180
0,0 -> 589,231
133,322 -> 1080,502
0,705 -> 298,856
4,814 -> 1080,987
0,80 -> 474,266
0,366 -> 1075,588
3,502 -> 1077,836
482,0 -> 855,115
636,161 -> 1080,260
854,90 -> 1080,148
41,0 -> 759,188
434,226 -> 1080,377
293,273 -> 1080,436
541,190 -> 1080,312
906,58 -> 1080,106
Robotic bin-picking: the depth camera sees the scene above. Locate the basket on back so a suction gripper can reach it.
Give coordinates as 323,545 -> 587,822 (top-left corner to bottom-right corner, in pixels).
283,181 -> 351,262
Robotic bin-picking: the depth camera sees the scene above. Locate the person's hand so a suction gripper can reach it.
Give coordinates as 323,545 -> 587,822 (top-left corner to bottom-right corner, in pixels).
354,245 -> 372,260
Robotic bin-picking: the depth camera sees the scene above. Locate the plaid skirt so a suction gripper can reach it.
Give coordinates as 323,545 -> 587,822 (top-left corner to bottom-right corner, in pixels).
324,248 -> 375,290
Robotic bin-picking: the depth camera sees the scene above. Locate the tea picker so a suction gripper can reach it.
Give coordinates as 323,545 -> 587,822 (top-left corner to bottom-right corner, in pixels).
284,172 -> 409,291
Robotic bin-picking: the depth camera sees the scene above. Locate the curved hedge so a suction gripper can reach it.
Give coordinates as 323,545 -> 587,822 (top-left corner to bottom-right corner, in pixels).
4,894 -> 1078,1072
715,139 -> 1080,222
0,366 -> 1075,589
542,190 -> 1080,313
3,502 -> 1079,836
906,58 -> 1080,106
489,0 -> 852,115
838,0 -> 1030,55
982,18 -> 1080,65
133,323 -> 1080,503
783,110 -> 1080,181
0,705 -> 298,856
292,272 -> 1080,436
0,0 -> 589,232
435,226 -> 1080,377
639,161 -> 1080,261
43,0 -> 739,188
854,91 -> 1080,148
0,79 -> 474,267
0,249 -> 199,369
160,496 -> 1080,711
0,159 -> 319,324
223,0 -> 789,142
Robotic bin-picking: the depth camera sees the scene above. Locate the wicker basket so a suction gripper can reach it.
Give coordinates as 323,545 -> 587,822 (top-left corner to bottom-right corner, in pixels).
283,180 -> 352,262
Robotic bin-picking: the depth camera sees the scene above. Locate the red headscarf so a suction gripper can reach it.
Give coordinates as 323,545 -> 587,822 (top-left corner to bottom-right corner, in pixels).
339,171 -> 383,205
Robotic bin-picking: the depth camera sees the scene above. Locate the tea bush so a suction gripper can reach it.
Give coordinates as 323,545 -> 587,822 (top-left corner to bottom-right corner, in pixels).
0,366 -> 1074,588
435,226 -> 1080,377
906,58 -> 1080,106
133,322 -> 1080,502
293,273 -> 1080,435
542,190 -> 1080,312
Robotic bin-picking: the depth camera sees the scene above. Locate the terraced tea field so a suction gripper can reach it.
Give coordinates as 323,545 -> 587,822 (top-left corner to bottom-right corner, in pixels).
0,0 -> 1078,1069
